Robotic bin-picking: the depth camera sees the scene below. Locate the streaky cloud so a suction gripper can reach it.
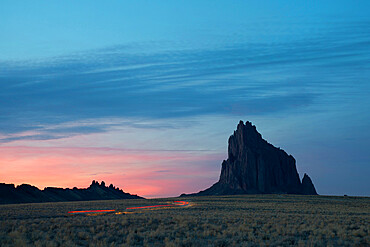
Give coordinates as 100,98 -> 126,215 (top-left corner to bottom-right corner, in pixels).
0,19 -> 369,141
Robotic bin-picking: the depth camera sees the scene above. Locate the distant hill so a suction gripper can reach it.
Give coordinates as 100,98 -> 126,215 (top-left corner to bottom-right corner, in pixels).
182,121 -> 317,196
0,180 -> 143,204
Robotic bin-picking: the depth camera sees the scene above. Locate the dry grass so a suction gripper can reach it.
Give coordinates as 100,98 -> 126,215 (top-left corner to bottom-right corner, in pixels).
0,195 -> 369,246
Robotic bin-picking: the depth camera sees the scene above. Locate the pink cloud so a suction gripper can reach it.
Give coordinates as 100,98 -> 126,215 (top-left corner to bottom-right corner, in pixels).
0,146 -> 223,198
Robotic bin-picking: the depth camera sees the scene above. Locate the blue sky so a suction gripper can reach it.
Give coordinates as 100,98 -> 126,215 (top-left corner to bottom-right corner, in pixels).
0,1 -> 369,197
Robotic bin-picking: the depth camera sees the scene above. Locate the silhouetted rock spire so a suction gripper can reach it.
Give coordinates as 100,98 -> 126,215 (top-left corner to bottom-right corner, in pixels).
182,120 -> 318,196
301,174 -> 317,195
90,180 -> 99,187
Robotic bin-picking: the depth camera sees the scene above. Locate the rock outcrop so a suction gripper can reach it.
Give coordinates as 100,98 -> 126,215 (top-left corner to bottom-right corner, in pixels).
182,121 -> 317,196
301,173 -> 317,195
0,180 -> 143,204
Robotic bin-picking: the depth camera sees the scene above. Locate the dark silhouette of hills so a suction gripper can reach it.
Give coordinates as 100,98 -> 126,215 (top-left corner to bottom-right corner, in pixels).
182,121 -> 317,196
0,180 -> 143,204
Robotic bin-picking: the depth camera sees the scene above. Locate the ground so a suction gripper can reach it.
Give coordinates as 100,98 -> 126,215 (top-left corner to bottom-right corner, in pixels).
0,195 -> 369,246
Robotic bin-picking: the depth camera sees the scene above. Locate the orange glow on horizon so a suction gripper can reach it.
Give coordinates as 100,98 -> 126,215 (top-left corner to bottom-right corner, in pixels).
0,146 -> 222,198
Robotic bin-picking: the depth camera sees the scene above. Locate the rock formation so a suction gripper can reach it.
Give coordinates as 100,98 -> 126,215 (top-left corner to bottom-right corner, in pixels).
0,180 -> 143,204
182,121 -> 317,196
301,173 -> 317,195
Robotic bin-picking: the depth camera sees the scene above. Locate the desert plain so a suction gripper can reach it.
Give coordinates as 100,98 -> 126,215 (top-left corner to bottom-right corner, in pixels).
0,194 -> 369,246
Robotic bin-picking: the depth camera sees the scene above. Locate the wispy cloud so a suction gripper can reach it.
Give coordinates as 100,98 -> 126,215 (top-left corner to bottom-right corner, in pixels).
2,20 -> 369,141
0,18 -> 364,137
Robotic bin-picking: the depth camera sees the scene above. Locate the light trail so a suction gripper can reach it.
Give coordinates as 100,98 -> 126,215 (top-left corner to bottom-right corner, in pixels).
68,209 -> 115,214
173,201 -> 189,205
67,200 -> 190,216
126,200 -> 189,210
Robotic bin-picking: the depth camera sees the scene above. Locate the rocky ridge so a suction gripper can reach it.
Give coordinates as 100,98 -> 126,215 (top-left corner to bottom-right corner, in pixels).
0,180 -> 142,204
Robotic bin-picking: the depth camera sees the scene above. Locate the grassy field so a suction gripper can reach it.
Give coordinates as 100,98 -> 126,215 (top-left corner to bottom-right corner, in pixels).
0,195 -> 369,246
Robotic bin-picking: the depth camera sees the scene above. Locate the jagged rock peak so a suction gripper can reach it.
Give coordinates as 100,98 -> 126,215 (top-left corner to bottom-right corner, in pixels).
235,120 -> 259,137
90,180 -> 99,187
181,120 -> 318,196
90,180 -> 106,186
302,173 -> 318,195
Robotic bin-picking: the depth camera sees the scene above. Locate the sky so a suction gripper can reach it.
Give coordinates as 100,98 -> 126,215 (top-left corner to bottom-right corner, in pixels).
0,1 -> 369,198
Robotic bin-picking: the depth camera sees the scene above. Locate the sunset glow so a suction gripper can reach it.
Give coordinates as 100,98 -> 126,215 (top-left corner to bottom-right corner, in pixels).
0,145 -> 222,198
